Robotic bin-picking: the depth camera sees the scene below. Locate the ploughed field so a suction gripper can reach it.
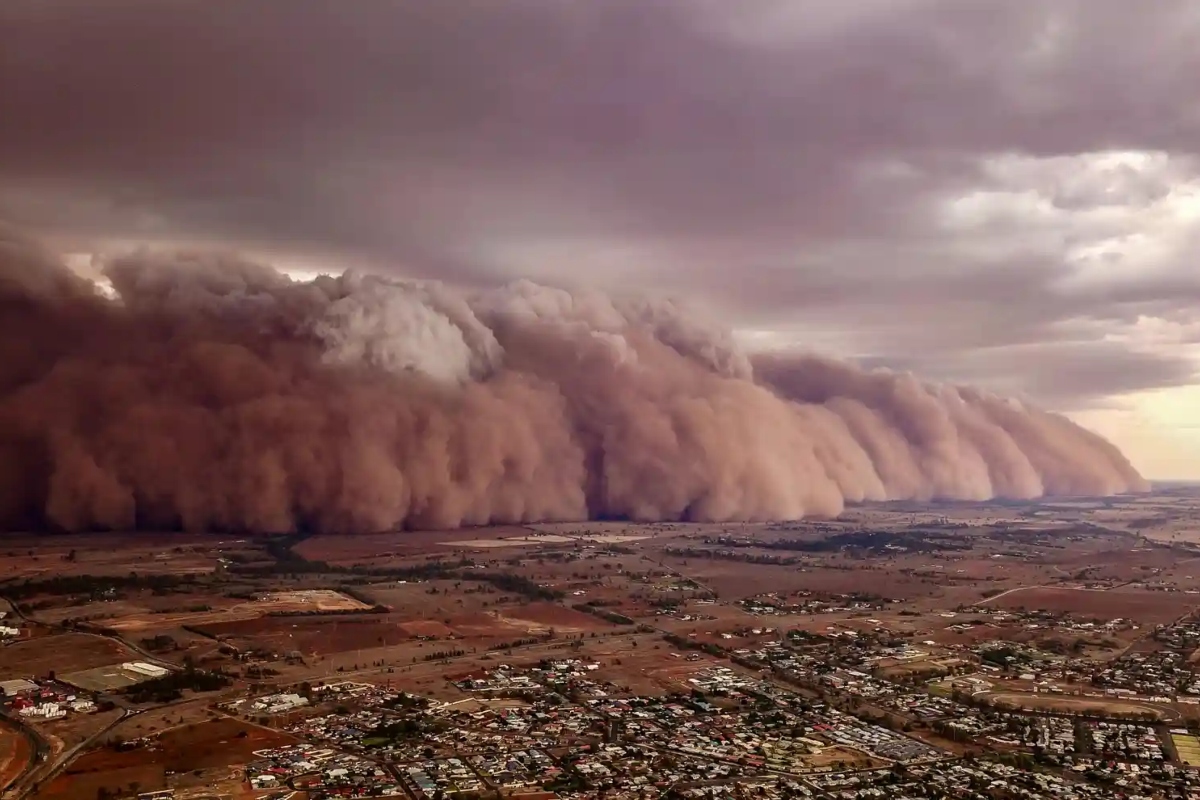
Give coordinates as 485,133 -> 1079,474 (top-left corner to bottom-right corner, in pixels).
32,719 -> 297,800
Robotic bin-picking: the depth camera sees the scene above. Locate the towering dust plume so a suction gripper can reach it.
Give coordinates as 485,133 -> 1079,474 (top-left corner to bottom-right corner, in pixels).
0,226 -> 1148,533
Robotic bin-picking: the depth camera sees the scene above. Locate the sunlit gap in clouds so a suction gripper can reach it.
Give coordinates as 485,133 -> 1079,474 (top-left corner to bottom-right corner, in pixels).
64,252 -> 116,299
64,247 -> 345,292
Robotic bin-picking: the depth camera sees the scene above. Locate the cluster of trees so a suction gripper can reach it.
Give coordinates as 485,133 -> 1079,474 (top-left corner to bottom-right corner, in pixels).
382,691 -> 429,710
979,645 -> 1028,669
663,547 -> 802,567
139,634 -> 177,652
470,571 -> 563,601
124,658 -> 232,703
336,585 -> 388,609
363,717 -> 426,744
572,603 -> 633,625
233,533 -> 576,612
484,638 -> 547,652
577,597 -> 620,607
233,555 -> 464,580
233,532 -> 475,581
704,529 -> 972,554
0,572 -> 190,600
244,664 -> 280,678
359,705 -> 448,748
663,633 -> 726,658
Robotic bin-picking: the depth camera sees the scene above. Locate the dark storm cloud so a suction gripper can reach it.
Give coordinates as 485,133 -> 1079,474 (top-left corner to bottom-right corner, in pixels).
1,0 -> 1198,408
856,341 -> 1199,408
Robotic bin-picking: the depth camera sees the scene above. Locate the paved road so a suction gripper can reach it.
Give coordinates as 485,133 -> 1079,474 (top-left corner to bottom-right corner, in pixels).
3,599 -> 173,670
3,707 -> 131,800
977,583 -> 1141,605
0,603 -> 185,800
0,716 -> 46,800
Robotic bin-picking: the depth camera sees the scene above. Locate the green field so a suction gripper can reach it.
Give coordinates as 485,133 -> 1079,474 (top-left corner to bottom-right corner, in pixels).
1172,734 -> 1200,766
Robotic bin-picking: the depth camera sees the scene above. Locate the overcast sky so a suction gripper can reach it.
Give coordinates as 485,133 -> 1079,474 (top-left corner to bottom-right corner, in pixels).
2,0 -> 1198,478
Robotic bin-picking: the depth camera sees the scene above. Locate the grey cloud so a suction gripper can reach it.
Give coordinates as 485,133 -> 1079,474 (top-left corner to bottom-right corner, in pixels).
0,0 -> 1198,408
856,341 -> 1200,409
3,1 -> 1197,240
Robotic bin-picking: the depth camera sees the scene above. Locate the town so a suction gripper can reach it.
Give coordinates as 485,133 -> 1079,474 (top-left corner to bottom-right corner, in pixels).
2,490 -> 1200,800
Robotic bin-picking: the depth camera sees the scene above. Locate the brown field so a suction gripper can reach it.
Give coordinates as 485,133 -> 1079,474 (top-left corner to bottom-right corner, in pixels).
982,586 -> 1198,624
35,708 -> 125,756
438,610 -> 551,642
437,632 -> 706,696
257,589 -> 372,612
806,745 -> 887,770
62,663 -> 163,692
492,559 -> 648,601
494,602 -> 616,634
33,718 -> 297,800
36,756 -> 164,800
358,579 -> 499,616
294,521 -> 687,564
0,719 -> 33,793
86,588 -> 372,633
877,656 -> 967,680
101,607 -> 263,632
193,615 -> 413,655
129,626 -> 231,670
583,643 -> 732,695
28,597 -> 217,627
295,526 -> 542,564
187,591 -> 619,657
397,619 -> 457,637
111,698 -> 222,741
654,558 -> 961,603
0,533 -> 233,580
452,535 -> 577,549
0,633 -> 137,680
983,692 -> 1173,720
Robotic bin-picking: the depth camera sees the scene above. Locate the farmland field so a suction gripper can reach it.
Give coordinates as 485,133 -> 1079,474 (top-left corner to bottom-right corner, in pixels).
97,588 -> 372,632
0,634 -> 137,681
0,719 -> 32,793
192,615 -> 412,655
32,719 -> 298,800
4,486 -> 1200,798
981,586 -> 1198,624
61,662 -> 169,692
1173,733 -> 1200,766
983,693 -> 1171,721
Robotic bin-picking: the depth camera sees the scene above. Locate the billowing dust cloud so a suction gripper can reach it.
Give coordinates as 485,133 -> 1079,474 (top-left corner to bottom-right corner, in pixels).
0,226 -> 1148,533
